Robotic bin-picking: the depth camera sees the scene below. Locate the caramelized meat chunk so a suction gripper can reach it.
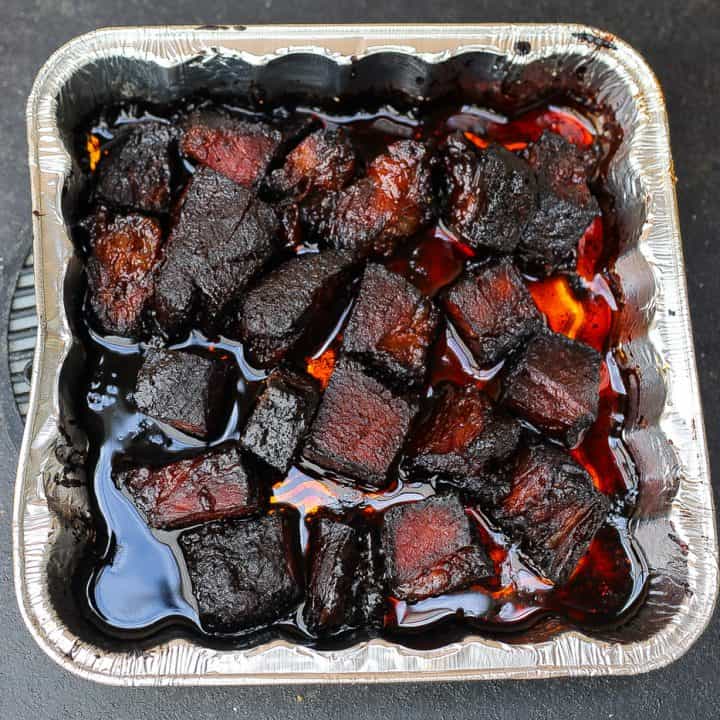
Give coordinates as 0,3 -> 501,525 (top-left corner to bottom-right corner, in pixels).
85,210 -> 163,336
152,168 -> 277,336
441,259 -> 543,366
500,331 -> 601,447
236,251 -> 350,367
181,110 -> 281,187
240,369 -> 320,474
489,442 -> 609,585
518,132 -> 600,275
343,263 -> 439,387
178,515 -> 303,633
441,133 -> 536,253
120,446 -> 262,530
406,384 -> 520,485
133,347 -> 234,439
303,358 -> 418,488
269,128 -> 356,199
95,122 -> 178,213
382,494 -> 492,601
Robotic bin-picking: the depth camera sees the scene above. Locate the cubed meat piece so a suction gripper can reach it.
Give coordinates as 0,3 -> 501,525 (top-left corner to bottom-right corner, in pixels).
314,140 -> 433,260
133,347 -> 234,439
440,259 -> 543,366
152,168 -> 277,336
236,251 -> 350,367
119,445 -> 262,529
500,331 -> 601,447
488,442 -> 609,585
181,110 -> 281,187
303,358 -> 418,488
303,516 -> 381,634
269,128 -> 356,199
441,133 -> 536,254
240,368 -> 320,474
85,210 -> 163,336
178,514 -> 303,633
343,263 -> 439,387
406,384 -> 520,482
95,122 -> 178,213
382,494 -> 493,602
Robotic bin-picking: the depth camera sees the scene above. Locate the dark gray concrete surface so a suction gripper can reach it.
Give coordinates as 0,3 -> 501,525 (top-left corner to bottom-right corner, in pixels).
1,2 -> 718,718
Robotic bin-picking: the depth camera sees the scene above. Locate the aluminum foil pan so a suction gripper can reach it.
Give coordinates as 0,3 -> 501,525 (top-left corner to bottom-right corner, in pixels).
15,24 -> 718,684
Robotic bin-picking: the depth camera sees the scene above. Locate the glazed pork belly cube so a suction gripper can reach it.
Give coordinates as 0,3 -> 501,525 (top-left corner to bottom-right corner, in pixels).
381,494 -> 493,602
343,263 -> 439,387
85,209 -> 163,337
488,442 -> 609,585
240,368 -> 320,474
500,331 -> 601,447
269,128 -> 356,200
441,133 -> 536,254
180,110 -> 282,187
152,168 -> 277,336
95,122 -> 178,214
236,251 -> 350,367
133,347 -> 234,439
120,445 -> 262,530
440,258 -> 543,366
178,514 -> 303,633
303,358 -> 417,489
518,132 -> 600,275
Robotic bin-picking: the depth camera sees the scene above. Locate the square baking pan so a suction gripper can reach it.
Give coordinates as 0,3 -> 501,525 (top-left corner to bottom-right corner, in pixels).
15,23 -> 718,684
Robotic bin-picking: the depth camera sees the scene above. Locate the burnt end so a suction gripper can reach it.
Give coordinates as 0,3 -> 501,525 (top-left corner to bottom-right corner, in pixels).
441,133 -> 536,254
276,201 -> 303,247
119,445 -> 262,530
440,259 -> 543,366
406,384 -> 521,481
95,122 -> 178,214
85,210 -> 163,336
152,168 -> 277,336
500,331 -> 602,447
240,368 -> 320,474
343,263 -> 440,387
181,110 -> 282,187
133,347 -> 234,439
178,514 -> 303,633
489,442 -> 610,585
269,128 -> 356,200
236,251 -> 350,367
319,140 -> 434,260
381,494 -> 493,602
303,357 -> 418,489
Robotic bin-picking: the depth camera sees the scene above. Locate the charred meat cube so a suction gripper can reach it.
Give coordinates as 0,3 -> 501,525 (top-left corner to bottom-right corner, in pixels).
343,263 -> 439,387
95,122 -> 178,214
236,251 -> 350,367
518,132 -> 600,275
303,358 -> 418,488
441,133 -> 536,254
269,128 -> 356,200
152,168 -> 277,336
181,110 -> 281,187
406,384 -> 520,486
303,515 -> 381,635
500,331 -> 601,447
240,368 -> 320,474
119,445 -> 262,530
488,442 -> 609,585
133,347 -> 234,439
440,259 -> 543,365
178,514 -> 303,633
382,494 -> 492,602
85,210 -> 163,336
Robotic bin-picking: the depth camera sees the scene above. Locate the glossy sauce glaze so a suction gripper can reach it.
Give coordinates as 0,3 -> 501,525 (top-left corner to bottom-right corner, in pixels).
75,98 -> 647,646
